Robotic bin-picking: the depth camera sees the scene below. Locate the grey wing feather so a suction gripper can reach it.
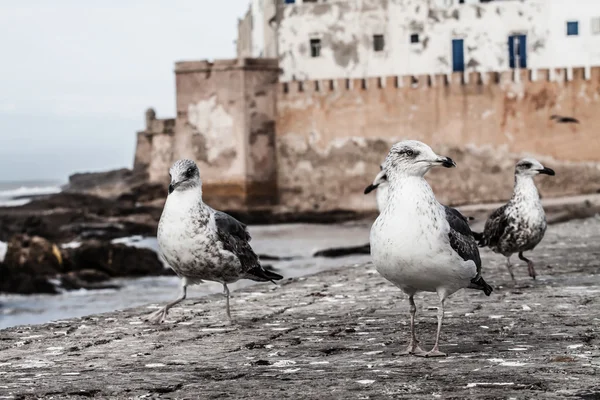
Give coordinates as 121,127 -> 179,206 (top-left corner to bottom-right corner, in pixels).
213,210 -> 282,282
444,206 -> 482,275
480,204 -> 509,247
213,210 -> 258,270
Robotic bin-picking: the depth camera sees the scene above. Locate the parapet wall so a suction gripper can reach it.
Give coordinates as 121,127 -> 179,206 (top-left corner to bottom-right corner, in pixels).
276,66 -> 600,211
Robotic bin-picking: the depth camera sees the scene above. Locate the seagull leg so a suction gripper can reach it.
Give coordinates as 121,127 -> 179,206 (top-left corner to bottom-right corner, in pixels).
421,298 -> 447,358
223,283 -> 232,321
505,255 -> 515,281
147,278 -> 188,324
397,295 -> 426,356
519,252 -> 536,280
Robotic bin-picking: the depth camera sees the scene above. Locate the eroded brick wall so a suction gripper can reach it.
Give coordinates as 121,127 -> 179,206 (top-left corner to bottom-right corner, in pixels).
276,67 -> 600,210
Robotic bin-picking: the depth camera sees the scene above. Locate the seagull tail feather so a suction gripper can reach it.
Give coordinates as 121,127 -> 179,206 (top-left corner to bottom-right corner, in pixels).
469,276 -> 493,296
247,265 -> 284,284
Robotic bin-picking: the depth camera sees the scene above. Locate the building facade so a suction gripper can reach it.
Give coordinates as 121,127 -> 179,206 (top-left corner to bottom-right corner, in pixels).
240,0 -> 600,81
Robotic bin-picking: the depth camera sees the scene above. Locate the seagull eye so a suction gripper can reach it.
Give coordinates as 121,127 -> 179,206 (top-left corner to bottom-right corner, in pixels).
405,149 -> 414,157
185,168 -> 194,178
521,162 -> 532,169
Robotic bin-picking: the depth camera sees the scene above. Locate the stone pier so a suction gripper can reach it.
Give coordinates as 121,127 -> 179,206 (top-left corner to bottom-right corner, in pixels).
1,217 -> 599,399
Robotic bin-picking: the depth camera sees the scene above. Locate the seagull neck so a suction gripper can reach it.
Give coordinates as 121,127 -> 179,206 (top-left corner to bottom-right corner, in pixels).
386,175 -> 436,206
169,186 -> 203,208
512,175 -> 540,203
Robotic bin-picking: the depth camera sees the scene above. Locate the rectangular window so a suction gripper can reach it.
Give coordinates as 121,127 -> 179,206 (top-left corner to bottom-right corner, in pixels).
284,0 -> 295,3
410,33 -> 419,44
567,21 -> 579,36
310,38 -> 321,57
592,17 -> 600,34
373,34 -> 385,51
458,0 -> 465,4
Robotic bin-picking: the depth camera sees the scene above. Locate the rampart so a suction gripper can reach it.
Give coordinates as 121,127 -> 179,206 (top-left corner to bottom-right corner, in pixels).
135,61 -> 600,212
276,67 -> 600,210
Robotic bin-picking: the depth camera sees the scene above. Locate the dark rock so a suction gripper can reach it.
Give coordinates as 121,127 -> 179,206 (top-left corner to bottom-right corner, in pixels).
64,240 -> 166,277
67,168 -> 166,205
3,234 -> 64,275
0,192 -> 161,242
0,262 -> 58,294
59,271 -> 120,291
0,234 -> 64,295
313,243 -> 371,258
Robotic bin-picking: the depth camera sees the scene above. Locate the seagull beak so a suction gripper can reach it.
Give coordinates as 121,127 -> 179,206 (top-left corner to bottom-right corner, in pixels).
435,156 -> 456,168
364,183 -> 378,194
365,170 -> 387,194
538,167 -> 555,176
168,184 -> 175,194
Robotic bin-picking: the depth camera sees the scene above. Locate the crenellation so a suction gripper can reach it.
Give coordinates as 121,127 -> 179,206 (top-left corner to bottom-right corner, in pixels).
590,66 -> 600,81
553,68 -> 567,82
450,72 -> 465,86
572,67 -> 586,81
536,68 -> 550,82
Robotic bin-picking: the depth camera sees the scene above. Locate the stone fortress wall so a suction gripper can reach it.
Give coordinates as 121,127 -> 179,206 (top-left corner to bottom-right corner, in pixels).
135,61 -> 600,212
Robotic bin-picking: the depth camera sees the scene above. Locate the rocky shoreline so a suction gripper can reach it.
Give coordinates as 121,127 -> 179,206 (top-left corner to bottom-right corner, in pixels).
2,167 -> 600,296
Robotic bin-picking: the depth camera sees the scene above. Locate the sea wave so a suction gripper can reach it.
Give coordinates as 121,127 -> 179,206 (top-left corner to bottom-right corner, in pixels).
0,185 -> 62,207
0,185 -> 62,199
0,240 -> 7,262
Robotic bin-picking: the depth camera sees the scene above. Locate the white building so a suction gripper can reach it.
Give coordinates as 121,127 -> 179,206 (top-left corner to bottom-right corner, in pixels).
238,0 -> 600,82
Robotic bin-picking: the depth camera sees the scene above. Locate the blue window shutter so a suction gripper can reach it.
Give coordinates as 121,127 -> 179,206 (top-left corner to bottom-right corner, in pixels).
567,21 -> 579,36
508,36 -> 515,69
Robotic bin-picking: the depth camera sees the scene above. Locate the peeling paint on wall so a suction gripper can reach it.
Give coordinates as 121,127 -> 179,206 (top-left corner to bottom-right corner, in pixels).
188,96 -> 236,164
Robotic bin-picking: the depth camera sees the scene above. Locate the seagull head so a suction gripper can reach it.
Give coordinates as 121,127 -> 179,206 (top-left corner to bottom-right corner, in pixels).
515,158 -> 555,177
382,140 -> 456,178
168,159 -> 201,195
364,164 -> 388,194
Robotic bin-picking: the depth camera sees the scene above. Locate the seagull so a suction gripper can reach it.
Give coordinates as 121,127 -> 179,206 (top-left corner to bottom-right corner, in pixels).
364,164 -> 388,212
477,158 -> 555,280
550,114 -> 579,124
370,140 -> 493,357
147,159 -> 283,324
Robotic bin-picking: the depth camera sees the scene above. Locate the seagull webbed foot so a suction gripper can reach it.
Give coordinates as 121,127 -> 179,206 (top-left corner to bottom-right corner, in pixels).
146,308 -> 168,324
421,349 -> 447,358
396,340 -> 426,356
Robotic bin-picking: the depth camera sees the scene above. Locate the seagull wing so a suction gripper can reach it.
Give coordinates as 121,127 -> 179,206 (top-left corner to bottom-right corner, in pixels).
444,206 -> 482,273
212,210 -> 282,282
480,204 -> 509,248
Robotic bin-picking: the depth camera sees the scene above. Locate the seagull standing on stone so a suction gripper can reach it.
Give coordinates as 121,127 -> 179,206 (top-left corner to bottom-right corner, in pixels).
364,165 -> 388,212
477,158 -> 555,280
370,140 -> 493,357
148,159 -> 283,324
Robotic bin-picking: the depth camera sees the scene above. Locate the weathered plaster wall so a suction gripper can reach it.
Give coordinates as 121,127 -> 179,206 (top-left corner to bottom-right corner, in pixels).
276,0 -> 600,82
133,109 -> 175,181
171,59 -> 280,209
276,67 -> 600,211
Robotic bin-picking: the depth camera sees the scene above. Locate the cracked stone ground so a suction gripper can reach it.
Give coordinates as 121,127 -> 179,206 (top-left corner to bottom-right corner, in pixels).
0,217 -> 599,399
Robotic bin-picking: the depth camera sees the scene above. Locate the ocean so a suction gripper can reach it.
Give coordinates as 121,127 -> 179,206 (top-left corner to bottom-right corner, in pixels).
0,179 -> 64,207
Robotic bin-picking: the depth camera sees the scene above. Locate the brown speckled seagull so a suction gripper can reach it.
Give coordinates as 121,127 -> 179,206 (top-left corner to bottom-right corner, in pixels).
147,159 -> 283,324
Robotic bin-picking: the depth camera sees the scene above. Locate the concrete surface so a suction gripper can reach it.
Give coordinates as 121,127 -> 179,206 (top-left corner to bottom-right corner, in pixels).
1,217 -> 599,399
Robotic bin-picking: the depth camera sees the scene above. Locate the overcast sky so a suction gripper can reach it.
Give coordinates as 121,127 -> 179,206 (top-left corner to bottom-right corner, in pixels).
0,0 -> 250,182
